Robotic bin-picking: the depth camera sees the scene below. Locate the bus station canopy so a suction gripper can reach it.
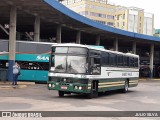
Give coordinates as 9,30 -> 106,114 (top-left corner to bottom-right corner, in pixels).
0,0 -> 160,44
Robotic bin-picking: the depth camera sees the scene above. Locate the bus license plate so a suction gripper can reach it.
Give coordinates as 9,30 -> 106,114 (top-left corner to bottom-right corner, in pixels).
61,86 -> 67,90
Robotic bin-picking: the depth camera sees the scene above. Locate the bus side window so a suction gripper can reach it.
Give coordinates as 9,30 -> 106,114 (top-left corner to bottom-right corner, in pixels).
90,57 -> 100,75
134,58 -> 138,68
129,57 -> 135,68
109,53 -> 116,66
101,52 -> 109,66
124,56 -> 129,67
117,55 -> 123,67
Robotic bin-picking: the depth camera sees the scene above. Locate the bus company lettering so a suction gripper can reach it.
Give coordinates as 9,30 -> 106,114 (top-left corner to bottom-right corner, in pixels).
36,55 -> 49,61
122,72 -> 132,76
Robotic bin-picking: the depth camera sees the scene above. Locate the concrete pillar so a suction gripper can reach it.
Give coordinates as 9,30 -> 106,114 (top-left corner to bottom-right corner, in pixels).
76,31 -> 81,44
150,44 -> 154,79
132,42 -> 136,54
56,24 -> 61,43
8,6 -> 17,81
114,38 -> 118,51
34,16 -> 40,42
96,35 -> 100,46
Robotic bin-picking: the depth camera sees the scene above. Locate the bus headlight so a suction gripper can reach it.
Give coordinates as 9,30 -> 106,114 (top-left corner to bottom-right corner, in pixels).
48,84 -> 51,87
79,86 -> 82,90
64,78 -> 66,82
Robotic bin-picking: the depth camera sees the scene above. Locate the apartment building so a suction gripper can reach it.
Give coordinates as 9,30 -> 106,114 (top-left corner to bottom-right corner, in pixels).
115,7 -> 154,35
61,0 -> 116,27
61,0 -> 154,35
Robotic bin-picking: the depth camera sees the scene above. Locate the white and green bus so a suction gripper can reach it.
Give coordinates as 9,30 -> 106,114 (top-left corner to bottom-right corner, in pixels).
48,43 -> 139,98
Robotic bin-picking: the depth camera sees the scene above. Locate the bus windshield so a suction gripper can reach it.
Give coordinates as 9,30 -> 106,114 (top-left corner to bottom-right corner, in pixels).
53,55 -> 88,74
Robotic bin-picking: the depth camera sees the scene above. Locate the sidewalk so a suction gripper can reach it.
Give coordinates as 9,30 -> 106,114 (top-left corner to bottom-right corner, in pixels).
139,78 -> 160,81
0,81 -> 35,89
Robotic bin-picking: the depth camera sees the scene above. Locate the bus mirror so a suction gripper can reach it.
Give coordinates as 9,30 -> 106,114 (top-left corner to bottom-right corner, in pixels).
49,57 -> 51,69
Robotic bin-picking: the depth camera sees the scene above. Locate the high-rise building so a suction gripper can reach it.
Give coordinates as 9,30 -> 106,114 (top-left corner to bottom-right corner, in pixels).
61,0 -> 154,35
115,6 -> 154,35
61,0 -> 116,27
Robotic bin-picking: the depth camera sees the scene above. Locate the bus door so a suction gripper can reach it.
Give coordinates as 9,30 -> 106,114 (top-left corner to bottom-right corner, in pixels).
89,53 -> 101,95
90,57 -> 101,75
89,50 -> 101,75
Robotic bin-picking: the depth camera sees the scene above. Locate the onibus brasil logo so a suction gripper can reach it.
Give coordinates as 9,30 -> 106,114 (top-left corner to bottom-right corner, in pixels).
2,112 -> 42,118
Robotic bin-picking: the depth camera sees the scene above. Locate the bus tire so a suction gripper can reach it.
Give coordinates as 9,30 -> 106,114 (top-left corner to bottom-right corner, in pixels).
58,91 -> 64,97
122,80 -> 129,93
87,92 -> 94,99
87,81 -> 98,99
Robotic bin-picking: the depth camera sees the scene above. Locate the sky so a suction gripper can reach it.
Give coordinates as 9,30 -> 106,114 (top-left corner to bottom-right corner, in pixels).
109,0 -> 160,29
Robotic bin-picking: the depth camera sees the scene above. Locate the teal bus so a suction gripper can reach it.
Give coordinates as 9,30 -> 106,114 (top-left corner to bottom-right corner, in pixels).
0,40 -> 56,82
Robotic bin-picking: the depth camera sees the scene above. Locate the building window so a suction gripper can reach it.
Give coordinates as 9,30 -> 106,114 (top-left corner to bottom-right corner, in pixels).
117,22 -> 119,27
75,0 -> 83,2
93,19 -> 106,24
107,15 -> 114,19
90,0 -> 107,4
117,15 -> 119,20
123,22 -> 125,26
68,0 -> 75,4
90,12 -> 106,18
107,22 -> 114,26
123,14 -> 125,19
79,11 -> 88,16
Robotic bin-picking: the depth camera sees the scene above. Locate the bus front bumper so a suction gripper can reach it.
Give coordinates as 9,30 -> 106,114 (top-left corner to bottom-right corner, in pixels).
47,82 -> 90,94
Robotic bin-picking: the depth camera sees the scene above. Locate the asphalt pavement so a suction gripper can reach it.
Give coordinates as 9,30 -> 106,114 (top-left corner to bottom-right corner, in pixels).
0,80 -> 160,120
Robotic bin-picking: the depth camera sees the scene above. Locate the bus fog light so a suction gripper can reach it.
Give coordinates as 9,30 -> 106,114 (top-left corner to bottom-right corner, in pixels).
52,84 -> 55,87
48,84 -> 51,87
75,86 -> 78,89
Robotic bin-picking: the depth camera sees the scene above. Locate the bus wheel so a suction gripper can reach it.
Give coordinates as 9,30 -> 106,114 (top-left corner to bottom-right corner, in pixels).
87,81 -> 98,99
58,91 -> 64,97
122,80 -> 129,93
87,91 -> 94,99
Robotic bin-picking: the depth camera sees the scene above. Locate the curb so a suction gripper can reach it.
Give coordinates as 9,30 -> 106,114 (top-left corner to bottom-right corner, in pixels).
0,85 -> 27,90
139,79 -> 160,81
0,81 -> 35,85
0,81 -> 35,90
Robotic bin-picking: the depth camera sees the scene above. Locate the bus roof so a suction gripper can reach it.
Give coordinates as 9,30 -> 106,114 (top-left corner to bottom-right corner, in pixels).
0,39 -> 57,45
0,51 -> 9,54
51,43 -> 139,58
16,40 -> 58,45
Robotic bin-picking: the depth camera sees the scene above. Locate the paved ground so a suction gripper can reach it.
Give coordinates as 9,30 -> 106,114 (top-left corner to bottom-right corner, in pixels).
0,80 -> 160,120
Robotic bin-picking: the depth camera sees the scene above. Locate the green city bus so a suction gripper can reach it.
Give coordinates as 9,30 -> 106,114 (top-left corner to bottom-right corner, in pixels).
48,43 -> 139,98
